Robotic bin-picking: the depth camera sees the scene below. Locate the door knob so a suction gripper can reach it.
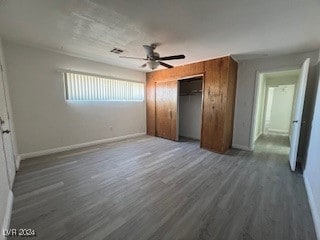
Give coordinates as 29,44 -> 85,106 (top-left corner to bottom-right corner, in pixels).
2,129 -> 10,134
292,120 -> 298,123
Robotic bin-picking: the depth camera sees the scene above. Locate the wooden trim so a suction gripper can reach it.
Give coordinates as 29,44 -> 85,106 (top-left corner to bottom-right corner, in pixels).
200,74 -> 205,148
146,61 -> 204,82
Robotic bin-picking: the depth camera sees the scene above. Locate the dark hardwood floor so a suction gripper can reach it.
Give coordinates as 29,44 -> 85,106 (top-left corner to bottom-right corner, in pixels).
9,135 -> 316,239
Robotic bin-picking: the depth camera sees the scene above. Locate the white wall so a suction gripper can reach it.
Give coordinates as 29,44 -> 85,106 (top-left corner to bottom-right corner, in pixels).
233,50 -> 319,152
179,94 -> 202,140
253,74 -> 266,141
264,87 -> 274,128
267,84 -> 295,135
304,62 -> 320,240
3,41 -> 146,156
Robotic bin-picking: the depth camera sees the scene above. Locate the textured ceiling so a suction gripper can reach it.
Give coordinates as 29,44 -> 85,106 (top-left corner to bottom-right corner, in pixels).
0,0 -> 319,71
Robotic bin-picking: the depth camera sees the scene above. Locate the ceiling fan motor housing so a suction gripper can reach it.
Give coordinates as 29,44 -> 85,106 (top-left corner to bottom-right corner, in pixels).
149,52 -> 160,60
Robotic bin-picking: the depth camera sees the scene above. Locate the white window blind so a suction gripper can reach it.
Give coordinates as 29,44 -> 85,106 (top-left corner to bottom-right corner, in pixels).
64,72 -> 144,101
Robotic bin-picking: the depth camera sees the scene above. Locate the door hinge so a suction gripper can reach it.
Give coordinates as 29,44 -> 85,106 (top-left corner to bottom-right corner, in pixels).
0,62 -> 3,72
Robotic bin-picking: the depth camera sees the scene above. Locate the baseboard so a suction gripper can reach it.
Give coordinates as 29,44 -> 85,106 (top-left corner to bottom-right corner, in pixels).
254,131 -> 262,142
15,154 -> 21,171
304,174 -> 320,240
179,135 -> 201,141
267,129 -> 289,136
19,132 -> 146,160
1,191 -> 13,240
232,144 -> 253,151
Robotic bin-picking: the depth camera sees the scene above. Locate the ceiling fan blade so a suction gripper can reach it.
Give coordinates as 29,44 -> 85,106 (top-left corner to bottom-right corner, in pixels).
159,61 -> 173,69
140,63 -> 147,68
143,45 -> 155,57
119,56 -> 147,60
158,54 -> 185,61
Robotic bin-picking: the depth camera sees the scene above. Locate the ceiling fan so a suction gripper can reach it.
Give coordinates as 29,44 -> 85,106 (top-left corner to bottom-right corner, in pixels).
119,44 -> 185,70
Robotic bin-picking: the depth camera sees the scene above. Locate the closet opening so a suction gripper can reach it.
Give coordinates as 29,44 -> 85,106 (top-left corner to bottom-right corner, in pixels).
178,76 -> 203,145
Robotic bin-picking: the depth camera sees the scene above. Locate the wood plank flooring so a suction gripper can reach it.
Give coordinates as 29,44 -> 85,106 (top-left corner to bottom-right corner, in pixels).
9,135 -> 317,239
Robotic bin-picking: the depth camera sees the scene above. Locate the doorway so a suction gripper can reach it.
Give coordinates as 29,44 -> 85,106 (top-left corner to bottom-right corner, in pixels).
178,76 -> 203,143
251,58 -> 310,171
263,84 -> 296,136
252,70 -> 299,151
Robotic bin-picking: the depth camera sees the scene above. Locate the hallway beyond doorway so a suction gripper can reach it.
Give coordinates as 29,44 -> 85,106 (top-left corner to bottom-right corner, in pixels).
255,135 -> 290,156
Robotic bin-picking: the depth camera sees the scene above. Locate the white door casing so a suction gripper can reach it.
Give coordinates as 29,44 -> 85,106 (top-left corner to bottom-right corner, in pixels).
0,61 -> 15,188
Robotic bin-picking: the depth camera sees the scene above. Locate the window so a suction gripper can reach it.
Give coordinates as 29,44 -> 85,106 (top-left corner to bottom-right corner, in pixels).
64,72 -> 144,101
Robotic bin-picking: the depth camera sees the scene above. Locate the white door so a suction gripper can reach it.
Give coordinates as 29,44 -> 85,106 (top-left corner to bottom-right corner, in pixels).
289,58 -> 310,171
0,62 -> 15,188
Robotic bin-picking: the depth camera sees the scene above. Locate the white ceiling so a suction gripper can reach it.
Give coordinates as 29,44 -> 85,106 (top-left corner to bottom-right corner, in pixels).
0,0 -> 319,71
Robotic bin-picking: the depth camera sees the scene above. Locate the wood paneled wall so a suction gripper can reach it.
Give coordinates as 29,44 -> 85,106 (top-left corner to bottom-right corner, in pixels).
224,58 -> 238,151
146,56 -> 238,153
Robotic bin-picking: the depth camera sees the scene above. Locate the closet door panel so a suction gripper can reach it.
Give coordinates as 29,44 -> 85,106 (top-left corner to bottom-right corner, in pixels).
155,81 -> 178,141
201,57 -> 229,152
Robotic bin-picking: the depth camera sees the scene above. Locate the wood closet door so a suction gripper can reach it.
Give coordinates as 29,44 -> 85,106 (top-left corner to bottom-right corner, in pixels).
201,57 -> 229,152
155,81 -> 178,141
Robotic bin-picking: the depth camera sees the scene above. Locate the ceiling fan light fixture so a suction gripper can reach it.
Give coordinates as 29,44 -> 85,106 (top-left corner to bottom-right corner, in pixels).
120,44 -> 185,70
147,61 -> 160,70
